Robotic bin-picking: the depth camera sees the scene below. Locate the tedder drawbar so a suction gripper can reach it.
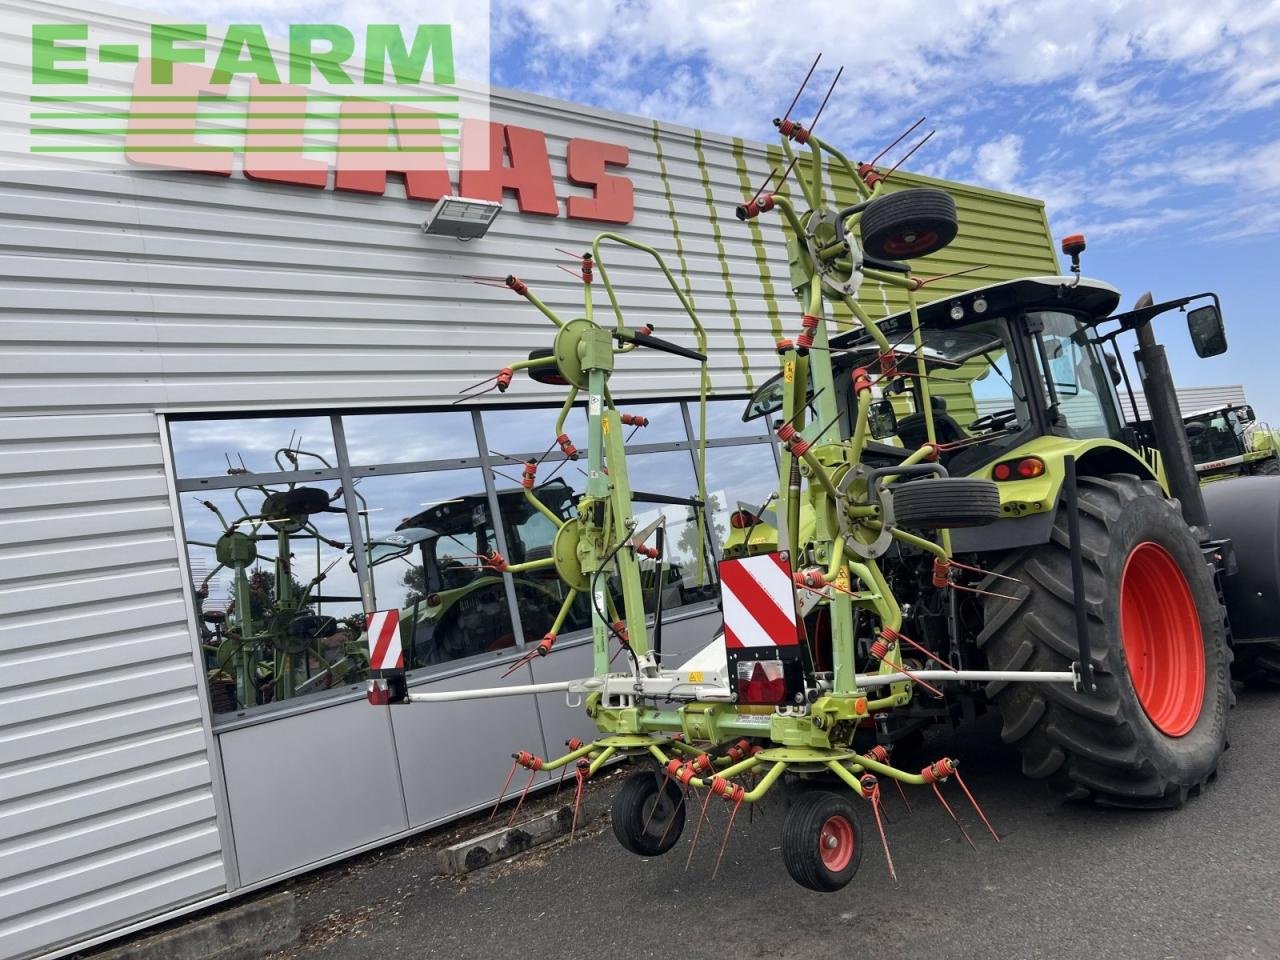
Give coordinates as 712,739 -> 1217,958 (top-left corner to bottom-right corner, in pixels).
364,66 -> 1280,891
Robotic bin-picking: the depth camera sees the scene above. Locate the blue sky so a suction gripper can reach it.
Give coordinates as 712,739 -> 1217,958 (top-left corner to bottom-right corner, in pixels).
486,1 -> 1280,415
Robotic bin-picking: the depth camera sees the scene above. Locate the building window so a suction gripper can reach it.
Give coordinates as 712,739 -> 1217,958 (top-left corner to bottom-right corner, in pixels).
169,397 -> 775,722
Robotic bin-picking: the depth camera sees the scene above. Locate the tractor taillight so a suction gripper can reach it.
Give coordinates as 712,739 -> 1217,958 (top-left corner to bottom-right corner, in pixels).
1017,457 -> 1046,478
736,659 -> 787,705
730,510 -> 759,529
426,593 -> 442,607
992,456 -> 1045,481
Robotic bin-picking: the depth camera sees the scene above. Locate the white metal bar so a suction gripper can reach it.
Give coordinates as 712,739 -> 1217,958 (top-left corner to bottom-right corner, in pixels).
405,680 -> 586,702
855,669 -> 1075,687
401,667 -> 1075,703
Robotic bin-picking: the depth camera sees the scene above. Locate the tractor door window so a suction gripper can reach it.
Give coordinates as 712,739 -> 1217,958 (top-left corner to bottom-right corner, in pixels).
1030,311 -> 1123,441
969,347 -> 1027,430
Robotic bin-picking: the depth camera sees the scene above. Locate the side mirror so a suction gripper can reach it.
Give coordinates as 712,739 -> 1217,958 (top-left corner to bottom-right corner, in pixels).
1238,404 -> 1256,423
868,400 -> 899,440
1188,304 -> 1227,358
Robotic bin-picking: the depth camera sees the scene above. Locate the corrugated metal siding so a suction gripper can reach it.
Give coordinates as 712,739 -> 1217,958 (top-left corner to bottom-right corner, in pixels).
0,77 -> 1056,960
0,413 -> 225,960
1123,384 -> 1248,422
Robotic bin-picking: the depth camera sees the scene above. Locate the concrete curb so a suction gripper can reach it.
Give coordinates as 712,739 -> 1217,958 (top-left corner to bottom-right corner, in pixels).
441,805 -> 577,875
85,892 -> 299,960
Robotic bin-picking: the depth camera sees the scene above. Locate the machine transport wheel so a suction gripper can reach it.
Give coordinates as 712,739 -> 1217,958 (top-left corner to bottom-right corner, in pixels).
611,769 -> 686,856
859,188 -> 958,260
978,474 -> 1231,808
892,477 -> 1001,529
1202,476 -> 1280,686
527,347 -> 570,386
781,790 -> 863,892
1258,458 -> 1280,476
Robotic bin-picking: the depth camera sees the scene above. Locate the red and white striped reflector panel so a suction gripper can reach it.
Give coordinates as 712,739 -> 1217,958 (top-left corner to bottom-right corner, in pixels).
719,552 -> 801,649
365,609 -> 404,671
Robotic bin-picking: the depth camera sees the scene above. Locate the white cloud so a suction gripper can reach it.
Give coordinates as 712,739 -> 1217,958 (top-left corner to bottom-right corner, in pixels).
973,133 -> 1024,191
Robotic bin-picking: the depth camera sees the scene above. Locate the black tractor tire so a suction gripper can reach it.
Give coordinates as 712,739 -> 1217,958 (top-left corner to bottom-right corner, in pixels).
977,474 -> 1231,808
892,477 -> 1001,529
860,188 -> 958,260
611,769 -> 686,856
781,790 -> 863,892
1258,457 -> 1280,476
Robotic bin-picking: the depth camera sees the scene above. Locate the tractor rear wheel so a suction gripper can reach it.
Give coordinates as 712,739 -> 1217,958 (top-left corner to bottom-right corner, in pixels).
977,474 -> 1231,808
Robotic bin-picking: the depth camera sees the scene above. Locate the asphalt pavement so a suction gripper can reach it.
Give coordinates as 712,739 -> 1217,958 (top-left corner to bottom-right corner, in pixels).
270,688 -> 1280,960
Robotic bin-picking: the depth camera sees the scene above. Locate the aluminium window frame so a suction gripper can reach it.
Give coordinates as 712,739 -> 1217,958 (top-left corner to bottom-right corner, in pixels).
166,395 -> 776,730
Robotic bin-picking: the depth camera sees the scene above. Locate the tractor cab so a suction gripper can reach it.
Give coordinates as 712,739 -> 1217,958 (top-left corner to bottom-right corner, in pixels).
828,276 -> 1129,467
748,276 -> 1133,474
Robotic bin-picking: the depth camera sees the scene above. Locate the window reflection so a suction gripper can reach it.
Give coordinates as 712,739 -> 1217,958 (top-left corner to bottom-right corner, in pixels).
182,479 -> 363,715
343,411 -> 477,465
357,470 -> 521,669
489,469 -> 594,639
173,398 -> 773,718
703,398 -> 769,439
703,443 -> 779,553
481,405 -> 589,460
626,450 -> 718,610
170,416 -> 336,479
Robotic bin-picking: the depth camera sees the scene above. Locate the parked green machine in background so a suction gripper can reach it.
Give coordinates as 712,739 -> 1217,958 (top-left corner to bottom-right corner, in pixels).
1182,403 -> 1280,482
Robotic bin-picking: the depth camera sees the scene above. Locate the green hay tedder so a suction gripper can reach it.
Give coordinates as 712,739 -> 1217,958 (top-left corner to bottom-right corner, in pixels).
367,69 -> 1280,891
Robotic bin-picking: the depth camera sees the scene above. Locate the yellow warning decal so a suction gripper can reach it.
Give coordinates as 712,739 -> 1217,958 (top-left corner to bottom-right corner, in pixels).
784,361 -> 795,383
834,566 -> 850,593
688,670 -> 704,683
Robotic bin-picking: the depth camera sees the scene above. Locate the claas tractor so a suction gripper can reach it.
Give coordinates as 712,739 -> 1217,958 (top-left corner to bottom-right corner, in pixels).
1180,403 -> 1280,482
366,71 -> 1280,891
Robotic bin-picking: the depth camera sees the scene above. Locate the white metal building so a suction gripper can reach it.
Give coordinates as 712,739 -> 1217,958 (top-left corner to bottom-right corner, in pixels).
0,57 -> 1065,960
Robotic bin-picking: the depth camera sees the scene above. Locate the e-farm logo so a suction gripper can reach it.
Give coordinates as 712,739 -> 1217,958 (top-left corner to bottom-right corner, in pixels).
11,1 -> 490,172
31,23 -> 456,89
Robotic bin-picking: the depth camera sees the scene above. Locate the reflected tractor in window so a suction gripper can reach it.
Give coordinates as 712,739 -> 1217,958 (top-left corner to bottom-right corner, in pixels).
371,61 -> 1280,891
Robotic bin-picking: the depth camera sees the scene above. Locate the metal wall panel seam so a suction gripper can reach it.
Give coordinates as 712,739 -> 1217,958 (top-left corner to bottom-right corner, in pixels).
731,137 -> 784,340
649,121 -> 695,305
692,129 -> 752,391
155,412 -> 239,891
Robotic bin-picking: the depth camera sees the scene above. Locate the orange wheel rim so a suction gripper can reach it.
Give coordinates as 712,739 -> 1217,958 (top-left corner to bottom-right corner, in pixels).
819,815 -> 855,871
1120,541 -> 1204,737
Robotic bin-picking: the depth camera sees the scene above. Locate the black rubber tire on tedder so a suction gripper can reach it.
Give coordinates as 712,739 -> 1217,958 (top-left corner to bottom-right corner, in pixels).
781,790 -> 863,892
860,188 -> 958,260
977,474 -> 1231,808
892,477 -> 1001,530
611,769 -> 686,856
527,347 -> 570,386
